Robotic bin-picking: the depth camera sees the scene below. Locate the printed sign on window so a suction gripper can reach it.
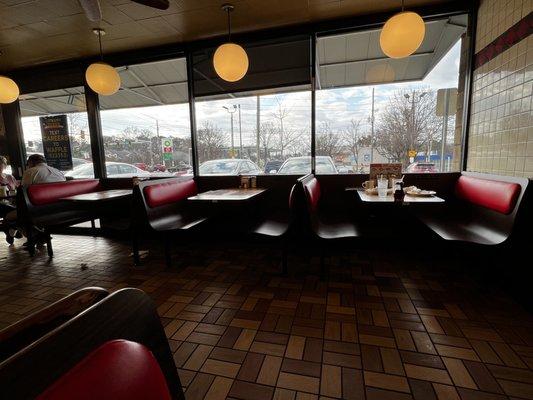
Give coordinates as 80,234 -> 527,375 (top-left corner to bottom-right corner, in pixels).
39,115 -> 73,171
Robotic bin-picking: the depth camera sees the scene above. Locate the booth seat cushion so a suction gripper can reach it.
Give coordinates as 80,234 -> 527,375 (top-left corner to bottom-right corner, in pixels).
28,179 -> 101,206
455,175 -> 520,214
37,340 -> 171,400
144,179 -> 197,208
303,178 -> 321,213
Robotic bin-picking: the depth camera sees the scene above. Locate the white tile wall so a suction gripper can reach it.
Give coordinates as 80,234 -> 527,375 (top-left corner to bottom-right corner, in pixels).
467,0 -> 533,177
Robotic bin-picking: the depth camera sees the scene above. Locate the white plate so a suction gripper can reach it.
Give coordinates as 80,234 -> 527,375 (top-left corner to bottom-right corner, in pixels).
406,190 -> 436,197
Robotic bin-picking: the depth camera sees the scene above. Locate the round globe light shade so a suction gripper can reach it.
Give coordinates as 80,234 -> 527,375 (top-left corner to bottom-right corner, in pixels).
85,62 -> 121,95
0,76 -> 20,104
380,11 -> 426,59
213,42 -> 249,82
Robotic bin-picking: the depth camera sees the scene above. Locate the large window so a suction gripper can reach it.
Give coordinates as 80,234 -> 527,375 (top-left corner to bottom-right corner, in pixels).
195,90 -> 311,175
192,34 -> 312,176
19,87 -> 92,176
99,58 -> 191,179
316,15 -> 468,174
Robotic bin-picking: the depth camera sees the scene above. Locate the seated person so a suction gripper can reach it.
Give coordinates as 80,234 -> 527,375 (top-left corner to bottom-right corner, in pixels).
0,155 -> 18,219
4,155 -> 65,244
22,154 -> 66,186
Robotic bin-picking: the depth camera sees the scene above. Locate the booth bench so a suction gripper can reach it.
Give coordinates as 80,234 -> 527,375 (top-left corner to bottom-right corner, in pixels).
416,172 -> 529,246
0,288 -> 183,399
19,179 -> 102,256
132,177 -> 209,267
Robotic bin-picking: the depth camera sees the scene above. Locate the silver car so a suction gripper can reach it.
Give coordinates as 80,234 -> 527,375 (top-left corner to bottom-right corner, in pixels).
199,159 -> 262,175
65,162 -> 152,179
277,156 -> 338,175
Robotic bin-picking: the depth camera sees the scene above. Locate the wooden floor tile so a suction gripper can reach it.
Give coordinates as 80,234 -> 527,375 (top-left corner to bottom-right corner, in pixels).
2,235 -> 533,400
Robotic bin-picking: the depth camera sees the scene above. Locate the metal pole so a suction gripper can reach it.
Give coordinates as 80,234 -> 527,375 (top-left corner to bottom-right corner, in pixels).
256,96 -> 260,166
230,112 -> 234,157
440,89 -> 450,172
370,87 -> 374,163
238,104 -> 243,157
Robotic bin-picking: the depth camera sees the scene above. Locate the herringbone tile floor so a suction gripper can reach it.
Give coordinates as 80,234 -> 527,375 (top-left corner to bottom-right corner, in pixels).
1,235 -> 533,400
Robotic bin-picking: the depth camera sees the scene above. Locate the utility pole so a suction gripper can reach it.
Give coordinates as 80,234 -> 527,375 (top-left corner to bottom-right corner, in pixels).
440,89 -> 450,172
370,87 -> 375,163
238,104 -> 243,158
223,105 -> 237,158
256,96 -> 260,166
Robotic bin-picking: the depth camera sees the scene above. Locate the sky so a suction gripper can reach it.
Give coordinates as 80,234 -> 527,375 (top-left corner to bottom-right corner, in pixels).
20,38 -> 462,148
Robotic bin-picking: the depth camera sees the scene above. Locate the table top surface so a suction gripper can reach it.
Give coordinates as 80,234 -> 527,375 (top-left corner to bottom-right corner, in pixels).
353,188 -> 445,203
61,189 -> 132,202
188,188 -> 267,202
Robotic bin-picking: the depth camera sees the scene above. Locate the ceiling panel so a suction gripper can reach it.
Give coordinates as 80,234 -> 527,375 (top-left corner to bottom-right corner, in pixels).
317,14 -> 467,89
0,0 -> 456,71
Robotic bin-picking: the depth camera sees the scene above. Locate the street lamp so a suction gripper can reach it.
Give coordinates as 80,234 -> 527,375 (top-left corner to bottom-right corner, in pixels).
223,105 -> 237,157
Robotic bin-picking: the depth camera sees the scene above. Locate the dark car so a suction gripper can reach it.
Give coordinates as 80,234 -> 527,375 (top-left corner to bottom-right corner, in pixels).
264,160 -> 283,174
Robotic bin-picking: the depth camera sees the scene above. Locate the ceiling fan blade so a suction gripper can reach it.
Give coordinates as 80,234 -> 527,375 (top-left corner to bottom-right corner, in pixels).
131,0 -> 170,10
78,0 -> 102,22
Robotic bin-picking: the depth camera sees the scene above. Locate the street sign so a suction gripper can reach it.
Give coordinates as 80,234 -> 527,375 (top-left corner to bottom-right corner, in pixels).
408,150 -> 417,158
436,88 -> 458,116
162,138 -> 173,161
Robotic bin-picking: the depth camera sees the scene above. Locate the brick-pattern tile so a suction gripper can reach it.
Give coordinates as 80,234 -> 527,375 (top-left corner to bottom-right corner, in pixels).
2,235 -> 533,399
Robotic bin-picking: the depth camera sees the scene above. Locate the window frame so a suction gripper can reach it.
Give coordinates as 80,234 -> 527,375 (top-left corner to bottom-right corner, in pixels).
2,2 -> 473,179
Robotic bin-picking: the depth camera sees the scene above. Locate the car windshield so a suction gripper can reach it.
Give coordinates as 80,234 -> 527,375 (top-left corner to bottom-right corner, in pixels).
199,161 -> 239,175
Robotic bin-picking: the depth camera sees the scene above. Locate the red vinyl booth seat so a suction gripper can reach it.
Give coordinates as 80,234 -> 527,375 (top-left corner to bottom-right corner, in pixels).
303,177 -> 321,213
37,340 -> 171,400
27,179 -> 101,206
143,179 -> 198,208
455,176 -> 520,215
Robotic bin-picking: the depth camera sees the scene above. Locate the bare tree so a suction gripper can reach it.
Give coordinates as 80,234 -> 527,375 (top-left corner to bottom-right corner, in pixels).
342,118 -> 371,172
270,97 -> 292,158
196,121 -> 227,162
256,121 -> 278,167
316,121 -> 343,158
374,89 -> 442,167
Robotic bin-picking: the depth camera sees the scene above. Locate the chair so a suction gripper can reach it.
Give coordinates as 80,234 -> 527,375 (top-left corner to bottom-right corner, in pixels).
299,174 -> 362,277
133,177 -> 209,267
248,180 -> 301,275
0,288 -> 184,399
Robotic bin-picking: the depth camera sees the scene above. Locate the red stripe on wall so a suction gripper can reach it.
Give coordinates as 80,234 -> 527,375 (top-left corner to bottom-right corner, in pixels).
474,11 -> 533,69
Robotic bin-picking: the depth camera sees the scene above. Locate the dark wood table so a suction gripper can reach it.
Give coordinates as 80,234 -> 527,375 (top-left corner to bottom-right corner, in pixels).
60,189 -> 132,202
348,188 -> 445,204
187,188 -> 267,203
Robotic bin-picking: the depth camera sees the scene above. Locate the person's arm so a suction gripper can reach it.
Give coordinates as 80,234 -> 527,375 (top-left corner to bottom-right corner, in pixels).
21,169 -> 34,187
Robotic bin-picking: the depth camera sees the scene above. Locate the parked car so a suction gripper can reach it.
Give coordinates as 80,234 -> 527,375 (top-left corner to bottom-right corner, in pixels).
264,160 -> 283,174
199,159 -> 261,175
134,162 -> 148,171
65,162 -> 151,179
277,156 -> 338,175
406,162 -> 438,173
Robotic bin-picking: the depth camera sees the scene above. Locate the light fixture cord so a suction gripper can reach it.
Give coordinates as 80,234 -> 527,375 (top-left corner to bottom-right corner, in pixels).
98,31 -> 104,61
227,8 -> 232,41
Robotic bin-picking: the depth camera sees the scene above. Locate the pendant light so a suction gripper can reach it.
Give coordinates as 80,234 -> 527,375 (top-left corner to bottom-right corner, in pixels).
85,28 -> 121,96
380,0 -> 425,59
0,52 -> 19,104
213,4 -> 249,82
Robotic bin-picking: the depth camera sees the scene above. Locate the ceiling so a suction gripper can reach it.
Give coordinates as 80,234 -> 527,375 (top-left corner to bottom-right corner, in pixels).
18,12 -> 466,116
0,0 -> 457,71
317,14 -> 467,88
